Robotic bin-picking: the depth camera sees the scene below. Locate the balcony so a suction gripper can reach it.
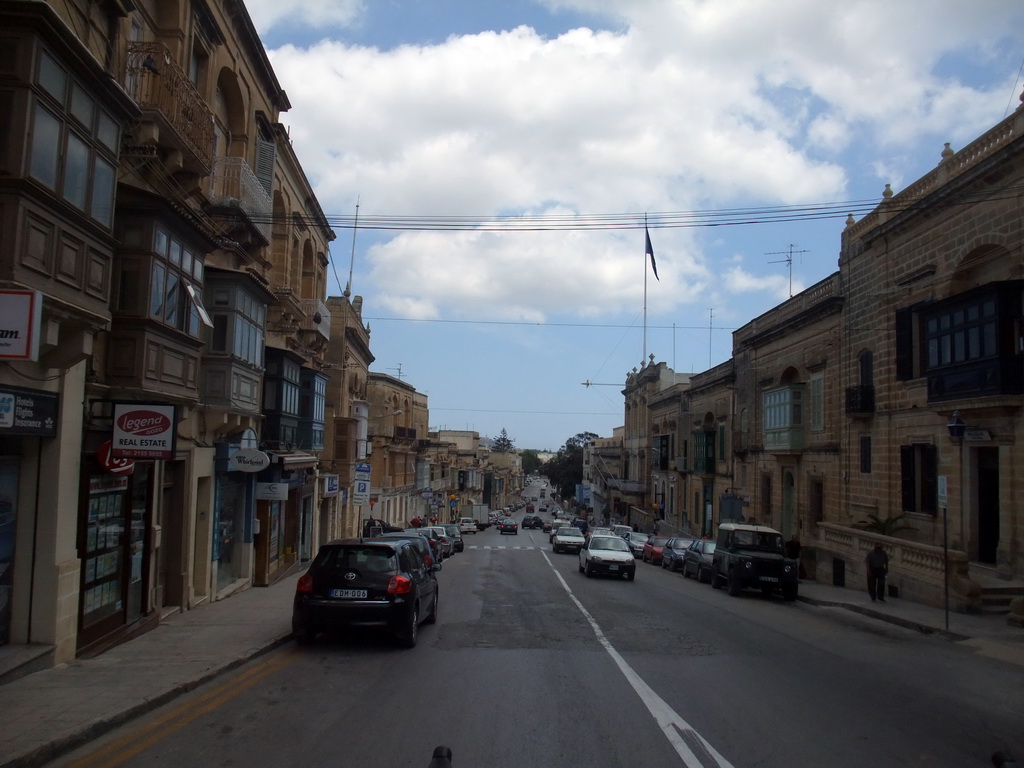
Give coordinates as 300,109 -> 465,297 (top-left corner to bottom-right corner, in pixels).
299,298 -> 331,341
125,41 -> 214,174
845,385 -> 876,416
763,426 -> 804,453
209,156 -> 273,244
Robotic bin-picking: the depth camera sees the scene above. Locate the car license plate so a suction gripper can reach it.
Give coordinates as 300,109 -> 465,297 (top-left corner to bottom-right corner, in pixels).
759,576 -> 778,583
608,564 -> 619,571
330,589 -> 367,598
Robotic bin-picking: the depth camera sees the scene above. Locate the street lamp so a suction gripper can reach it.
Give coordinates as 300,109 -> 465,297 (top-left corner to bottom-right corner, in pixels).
947,410 -> 966,440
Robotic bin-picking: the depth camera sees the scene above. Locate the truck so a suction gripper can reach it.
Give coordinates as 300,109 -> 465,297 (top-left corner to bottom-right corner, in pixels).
461,503 -> 491,530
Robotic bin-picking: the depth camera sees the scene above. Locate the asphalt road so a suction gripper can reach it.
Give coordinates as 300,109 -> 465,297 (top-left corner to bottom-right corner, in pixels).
47,512 -> 1023,768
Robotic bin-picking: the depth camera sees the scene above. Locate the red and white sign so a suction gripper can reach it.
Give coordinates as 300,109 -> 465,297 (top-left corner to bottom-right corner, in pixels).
0,290 -> 42,361
112,403 -> 176,459
96,439 -> 136,475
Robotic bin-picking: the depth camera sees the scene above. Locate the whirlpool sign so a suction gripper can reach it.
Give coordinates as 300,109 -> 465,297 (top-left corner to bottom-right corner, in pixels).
112,403 -> 177,460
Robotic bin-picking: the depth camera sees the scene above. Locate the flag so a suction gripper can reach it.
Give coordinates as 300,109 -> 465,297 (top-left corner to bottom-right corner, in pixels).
645,227 -> 659,281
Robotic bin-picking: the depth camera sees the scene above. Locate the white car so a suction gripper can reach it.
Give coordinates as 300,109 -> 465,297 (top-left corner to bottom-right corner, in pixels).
579,535 -> 637,580
551,526 -> 586,554
458,517 -> 477,534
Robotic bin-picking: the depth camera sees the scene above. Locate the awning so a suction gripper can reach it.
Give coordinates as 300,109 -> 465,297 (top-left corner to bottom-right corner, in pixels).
270,452 -> 318,469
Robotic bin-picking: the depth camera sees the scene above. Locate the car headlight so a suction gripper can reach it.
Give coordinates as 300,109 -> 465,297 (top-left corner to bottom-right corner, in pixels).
784,564 -> 793,573
743,560 -> 753,569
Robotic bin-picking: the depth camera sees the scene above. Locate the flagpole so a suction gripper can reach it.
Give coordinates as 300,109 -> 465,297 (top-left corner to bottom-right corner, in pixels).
643,214 -> 648,361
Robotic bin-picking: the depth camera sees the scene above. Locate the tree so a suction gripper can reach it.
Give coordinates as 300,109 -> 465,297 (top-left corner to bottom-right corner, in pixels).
520,449 -> 542,475
543,432 -> 598,500
491,427 -> 515,452
855,513 -> 914,536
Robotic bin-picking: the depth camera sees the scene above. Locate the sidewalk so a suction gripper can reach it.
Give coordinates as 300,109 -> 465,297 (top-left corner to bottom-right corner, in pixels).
0,573 -> 1021,768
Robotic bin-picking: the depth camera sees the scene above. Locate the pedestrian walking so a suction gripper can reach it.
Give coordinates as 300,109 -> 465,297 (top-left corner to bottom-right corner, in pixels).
864,542 -> 889,602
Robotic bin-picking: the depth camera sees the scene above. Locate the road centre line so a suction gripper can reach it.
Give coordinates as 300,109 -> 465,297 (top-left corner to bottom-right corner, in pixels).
541,549 -> 735,768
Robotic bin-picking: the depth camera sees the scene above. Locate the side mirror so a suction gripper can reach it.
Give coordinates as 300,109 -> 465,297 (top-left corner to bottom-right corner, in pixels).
433,563 -> 443,572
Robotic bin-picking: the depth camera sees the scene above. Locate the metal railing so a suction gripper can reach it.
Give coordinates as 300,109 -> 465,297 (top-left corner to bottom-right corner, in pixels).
125,41 -> 214,171
210,156 -> 272,241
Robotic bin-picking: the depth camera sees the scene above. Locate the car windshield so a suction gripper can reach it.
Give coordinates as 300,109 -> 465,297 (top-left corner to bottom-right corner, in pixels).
557,527 -> 581,536
649,537 -> 670,547
733,530 -> 784,550
591,537 -> 630,552
443,525 -> 459,535
703,542 -> 716,553
318,546 -> 396,573
631,533 -> 650,543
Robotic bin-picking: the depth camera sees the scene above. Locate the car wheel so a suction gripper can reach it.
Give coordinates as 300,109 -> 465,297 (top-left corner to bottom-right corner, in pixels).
398,606 -> 419,648
585,562 -> 594,578
727,569 -> 743,596
626,570 -> 635,581
661,558 -> 669,569
293,626 -> 315,645
579,560 -> 585,573
425,589 -> 439,624
710,567 -> 721,589
782,583 -> 798,601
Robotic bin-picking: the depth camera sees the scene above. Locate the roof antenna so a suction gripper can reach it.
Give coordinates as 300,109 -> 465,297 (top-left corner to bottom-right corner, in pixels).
766,244 -> 809,298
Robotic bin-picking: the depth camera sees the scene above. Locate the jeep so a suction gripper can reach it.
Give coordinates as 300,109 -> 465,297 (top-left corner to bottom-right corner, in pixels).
710,523 -> 798,600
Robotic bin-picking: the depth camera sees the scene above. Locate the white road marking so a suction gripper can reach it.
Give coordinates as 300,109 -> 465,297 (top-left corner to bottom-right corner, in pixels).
541,550 -> 735,768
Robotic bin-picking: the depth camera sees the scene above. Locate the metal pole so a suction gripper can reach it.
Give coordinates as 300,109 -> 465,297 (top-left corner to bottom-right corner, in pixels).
943,504 -> 949,632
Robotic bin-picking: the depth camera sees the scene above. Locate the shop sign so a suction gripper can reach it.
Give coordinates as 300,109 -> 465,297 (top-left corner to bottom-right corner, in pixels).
0,290 -> 42,361
322,474 -> 340,497
0,385 -> 57,437
95,439 -> 135,475
112,403 -> 176,459
229,448 -> 271,473
255,482 -> 289,500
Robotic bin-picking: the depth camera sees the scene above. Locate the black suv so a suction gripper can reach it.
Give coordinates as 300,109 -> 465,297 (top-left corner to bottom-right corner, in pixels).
522,515 -> 543,529
292,538 -> 440,647
710,523 -> 798,600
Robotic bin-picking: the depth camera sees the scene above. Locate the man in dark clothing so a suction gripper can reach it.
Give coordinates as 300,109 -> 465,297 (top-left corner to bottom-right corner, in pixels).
864,542 -> 889,602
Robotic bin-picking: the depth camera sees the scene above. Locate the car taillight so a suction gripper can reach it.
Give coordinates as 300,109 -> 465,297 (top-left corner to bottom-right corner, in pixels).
387,575 -> 413,595
425,554 -> 435,567
296,573 -> 314,594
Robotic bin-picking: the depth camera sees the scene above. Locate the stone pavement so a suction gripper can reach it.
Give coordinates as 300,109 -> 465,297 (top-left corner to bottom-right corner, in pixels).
0,572 -> 1022,768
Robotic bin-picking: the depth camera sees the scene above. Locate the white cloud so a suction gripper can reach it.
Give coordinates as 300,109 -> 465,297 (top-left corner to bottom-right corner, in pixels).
244,0 -> 364,33
258,0 -> 1023,328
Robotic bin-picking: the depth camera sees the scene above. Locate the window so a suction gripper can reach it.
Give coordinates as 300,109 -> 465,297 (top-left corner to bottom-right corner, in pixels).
809,374 -> 824,431
900,444 -> 938,515
29,50 -> 120,228
763,387 -> 802,429
859,435 -> 871,474
693,431 -> 715,474
809,479 -> 824,523
925,299 -> 998,369
718,426 -> 726,460
146,228 -> 209,337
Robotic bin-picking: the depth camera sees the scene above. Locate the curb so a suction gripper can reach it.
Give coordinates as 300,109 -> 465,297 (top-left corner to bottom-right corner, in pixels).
797,595 -> 970,642
2,633 -> 296,768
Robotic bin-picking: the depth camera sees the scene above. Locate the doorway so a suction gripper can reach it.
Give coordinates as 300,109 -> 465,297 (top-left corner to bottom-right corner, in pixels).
975,447 -> 999,564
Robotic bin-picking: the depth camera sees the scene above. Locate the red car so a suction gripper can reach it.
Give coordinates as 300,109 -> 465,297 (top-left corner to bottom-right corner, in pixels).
641,536 -> 671,565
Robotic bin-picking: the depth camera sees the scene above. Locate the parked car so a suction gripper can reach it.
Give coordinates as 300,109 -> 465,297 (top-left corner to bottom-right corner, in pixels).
498,518 -> 518,535
551,526 -> 586,554
710,523 -> 798,600
681,539 -> 716,583
292,538 -> 439,647
661,536 -> 696,571
522,515 -> 544,530
442,524 -> 465,553
458,517 -> 477,534
424,526 -> 455,558
641,536 -> 671,565
367,532 -> 436,570
624,531 -> 650,558
406,528 -> 444,562
578,535 -> 636,580
612,524 -> 633,539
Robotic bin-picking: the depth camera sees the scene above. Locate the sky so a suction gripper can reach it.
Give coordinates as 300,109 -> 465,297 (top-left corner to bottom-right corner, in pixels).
243,0 -> 1024,451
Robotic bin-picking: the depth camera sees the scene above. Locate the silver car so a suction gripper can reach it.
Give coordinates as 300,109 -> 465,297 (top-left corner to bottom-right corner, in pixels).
624,531 -> 650,558
551,526 -> 586,554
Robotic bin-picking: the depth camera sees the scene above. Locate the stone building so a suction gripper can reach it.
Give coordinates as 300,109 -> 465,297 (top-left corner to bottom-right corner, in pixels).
0,0 -> 332,663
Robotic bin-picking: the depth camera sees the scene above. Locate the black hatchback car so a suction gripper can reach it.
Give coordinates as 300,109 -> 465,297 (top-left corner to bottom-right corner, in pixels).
292,538 -> 440,647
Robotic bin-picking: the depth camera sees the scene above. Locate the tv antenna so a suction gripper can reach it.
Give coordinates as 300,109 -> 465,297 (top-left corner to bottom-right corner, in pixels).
766,244 -> 809,298
388,363 -> 405,380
